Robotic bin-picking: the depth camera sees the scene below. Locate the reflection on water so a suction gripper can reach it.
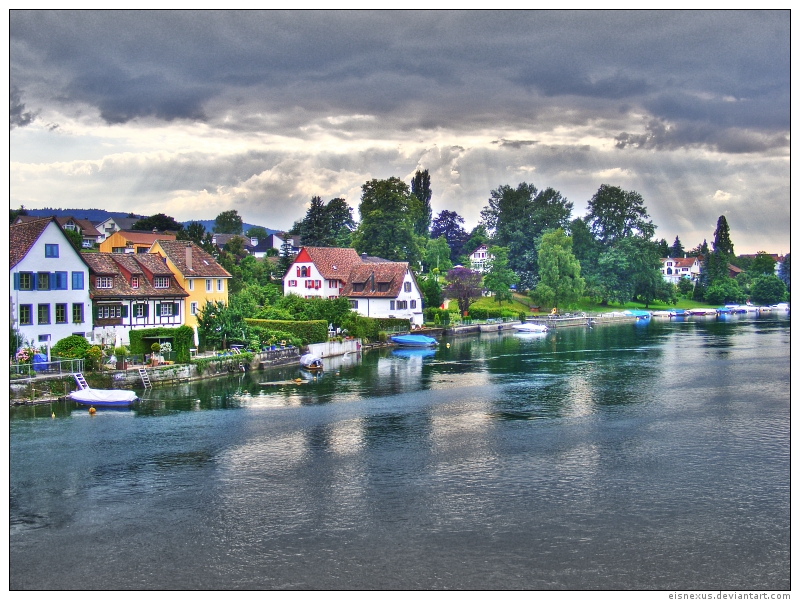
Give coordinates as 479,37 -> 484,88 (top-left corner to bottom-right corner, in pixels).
10,314 -> 790,590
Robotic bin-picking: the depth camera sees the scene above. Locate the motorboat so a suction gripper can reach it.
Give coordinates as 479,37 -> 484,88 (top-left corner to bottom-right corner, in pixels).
650,310 -> 672,317
624,309 -> 651,320
670,309 -> 687,318
687,308 -> 718,316
391,334 -> 439,347
69,373 -> 137,407
513,323 -> 548,333
299,353 -> 324,371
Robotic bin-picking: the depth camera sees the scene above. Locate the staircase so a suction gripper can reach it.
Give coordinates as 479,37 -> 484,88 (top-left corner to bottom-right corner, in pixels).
73,372 -> 89,390
138,367 -> 152,389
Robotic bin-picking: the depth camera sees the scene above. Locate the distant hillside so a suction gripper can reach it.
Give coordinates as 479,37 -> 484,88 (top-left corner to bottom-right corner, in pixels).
13,208 -> 277,235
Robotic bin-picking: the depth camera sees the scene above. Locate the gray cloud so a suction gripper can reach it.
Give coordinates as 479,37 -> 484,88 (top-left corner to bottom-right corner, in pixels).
10,86 -> 36,129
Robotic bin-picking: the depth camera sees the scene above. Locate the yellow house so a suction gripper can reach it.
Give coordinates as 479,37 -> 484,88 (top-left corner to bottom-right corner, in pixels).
99,230 -> 176,254
149,240 -> 231,334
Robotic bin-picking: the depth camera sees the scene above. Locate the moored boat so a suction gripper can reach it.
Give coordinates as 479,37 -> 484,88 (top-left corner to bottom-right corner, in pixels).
69,373 -> 137,406
651,310 -> 672,317
513,323 -> 548,333
299,353 -> 324,371
391,334 -> 439,347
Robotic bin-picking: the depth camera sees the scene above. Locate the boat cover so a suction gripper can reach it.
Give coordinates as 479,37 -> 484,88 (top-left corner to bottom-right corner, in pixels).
69,388 -> 137,406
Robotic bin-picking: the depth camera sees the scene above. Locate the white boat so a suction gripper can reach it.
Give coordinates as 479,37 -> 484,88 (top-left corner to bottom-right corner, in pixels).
299,353 -> 324,371
70,373 -> 137,406
651,310 -> 673,317
513,323 -> 548,333
687,308 -> 718,316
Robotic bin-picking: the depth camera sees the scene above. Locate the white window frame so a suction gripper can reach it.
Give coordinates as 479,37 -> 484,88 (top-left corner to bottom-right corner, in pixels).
206,279 -> 212,292
190,302 -> 198,315
96,276 -> 113,289
217,279 -> 222,291
188,279 -> 194,291
154,276 -> 169,289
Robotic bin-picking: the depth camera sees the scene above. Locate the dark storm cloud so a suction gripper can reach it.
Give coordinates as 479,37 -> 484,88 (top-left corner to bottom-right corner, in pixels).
10,10 -> 788,149
10,86 -> 36,129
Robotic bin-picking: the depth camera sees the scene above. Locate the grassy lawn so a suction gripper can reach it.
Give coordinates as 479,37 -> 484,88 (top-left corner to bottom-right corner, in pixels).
448,292 -> 716,316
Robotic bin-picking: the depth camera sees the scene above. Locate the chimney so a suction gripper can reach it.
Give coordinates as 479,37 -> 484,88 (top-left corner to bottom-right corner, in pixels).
186,244 -> 193,271
361,252 -> 367,261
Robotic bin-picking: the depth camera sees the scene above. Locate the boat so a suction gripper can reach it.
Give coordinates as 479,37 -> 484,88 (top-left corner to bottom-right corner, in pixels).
513,323 -> 548,333
670,309 -> 687,318
650,310 -> 672,317
391,334 -> 439,347
624,309 -> 651,320
392,348 -> 437,359
716,307 -> 732,314
687,308 -> 718,316
69,373 -> 137,407
299,353 -> 324,371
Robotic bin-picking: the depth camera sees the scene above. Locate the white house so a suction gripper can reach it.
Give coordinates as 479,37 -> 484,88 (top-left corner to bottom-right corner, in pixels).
469,244 -> 493,273
284,247 -> 424,326
10,217 -> 92,346
82,252 -> 189,345
93,216 -> 142,243
660,256 -> 702,284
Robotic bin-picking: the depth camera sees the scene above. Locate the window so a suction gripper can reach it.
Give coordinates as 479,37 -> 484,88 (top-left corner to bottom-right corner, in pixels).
135,304 -> 146,318
158,303 -> 173,316
390,300 -> 395,310
349,300 -> 358,309
131,276 -> 139,289
38,304 -> 50,324
288,280 -> 297,287
54,272 -> 68,290
45,244 -> 59,258
98,305 -> 122,319
188,279 -> 194,291
96,276 -> 113,289
72,303 -> 83,323
300,266 -> 308,277
217,279 -> 222,291
378,283 -> 389,292
206,279 -> 211,292
190,302 -> 198,315
352,283 -> 364,292
37,272 -> 50,290
410,300 -> 417,309
136,247 -> 148,254
72,271 -> 84,290
404,282 -> 411,293
397,300 -> 408,310
19,305 -> 32,325
154,277 -> 169,289
56,304 -> 67,324
19,272 -> 32,290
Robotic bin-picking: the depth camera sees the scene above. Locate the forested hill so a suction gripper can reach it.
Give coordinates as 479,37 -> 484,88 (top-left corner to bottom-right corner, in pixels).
15,208 -> 275,235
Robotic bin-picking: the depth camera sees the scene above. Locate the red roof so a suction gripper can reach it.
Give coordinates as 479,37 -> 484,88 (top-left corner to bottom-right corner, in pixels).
10,217 -> 58,268
661,257 -> 698,269
341,262 -> 412,298
83,252 -> 188,299
292,247 -> 363,281
152,240 -> 231,278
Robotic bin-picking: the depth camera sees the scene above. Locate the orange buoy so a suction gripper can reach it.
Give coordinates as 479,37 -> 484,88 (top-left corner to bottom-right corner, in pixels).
88,407 -> 96,415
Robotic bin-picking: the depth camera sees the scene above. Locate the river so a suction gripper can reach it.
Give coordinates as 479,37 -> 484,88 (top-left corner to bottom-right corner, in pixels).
9,313 -> 790,590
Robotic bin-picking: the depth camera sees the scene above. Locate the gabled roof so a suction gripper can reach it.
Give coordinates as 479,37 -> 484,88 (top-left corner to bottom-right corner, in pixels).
9,217 -> 55,268
294,247 -> 363,280
661,257 -> 698,268
211,233 -> 255,248
14,215 -> 102,238
109,230 -> 176,245
341,262 -> 411,298
95,216 -> 142,230
83,252 -> 188,299
152,240 -> 232,278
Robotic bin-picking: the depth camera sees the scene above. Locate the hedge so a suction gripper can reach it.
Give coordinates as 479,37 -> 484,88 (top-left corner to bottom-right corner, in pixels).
244,319 -> 328,344
129,326 -> 195,363
423,307 -> 456,323
466,307 -> 519,320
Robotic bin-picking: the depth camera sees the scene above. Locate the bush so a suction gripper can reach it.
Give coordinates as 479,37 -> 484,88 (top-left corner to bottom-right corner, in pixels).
247,326 -> 302,349
86,346 -> 103,371
468,307 -> 487,320
750,275 -> 787,305
129,326 -> 194,363
705,279 -> 745,305
52,334 -> 91,359
244,319 -> 328,344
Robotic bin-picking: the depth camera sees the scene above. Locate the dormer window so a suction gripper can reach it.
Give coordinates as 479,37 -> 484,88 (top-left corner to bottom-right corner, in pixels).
352,283 -> 364,293
131,276 -> 139,289
377,283 -> 389,292
96,276 -> 113,289
154,276 -> 169,288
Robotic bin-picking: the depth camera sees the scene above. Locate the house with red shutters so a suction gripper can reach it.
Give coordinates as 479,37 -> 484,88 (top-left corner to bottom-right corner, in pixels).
283,247 -> 424,326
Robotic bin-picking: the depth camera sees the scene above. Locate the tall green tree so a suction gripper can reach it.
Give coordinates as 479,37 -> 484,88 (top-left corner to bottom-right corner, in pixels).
712,215 -> 735,255
750,275 -> 786,305
483,246 -> 518,305
670,236 -> 685,258
418,276 -> 443,309
749,251 -> 777,276
277,237 -> 294,278
657,238 -> 670,258
431,210 -> 469,261
480,182 -> 573,289
586,184 -> 655,246
132,213 -> 184,233
325,197 -> 356,247
245,226 -> 269,241
298,196 -> 329,246
352,177 -> 423,264
422,236 -> 453,274
778,253 -> 790,294
411,169 -> 433,237
531,229 -> 584,310
213,210 -> 243,234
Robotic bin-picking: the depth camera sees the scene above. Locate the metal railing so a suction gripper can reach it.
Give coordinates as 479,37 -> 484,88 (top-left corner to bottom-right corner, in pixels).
10,358 -> 85,379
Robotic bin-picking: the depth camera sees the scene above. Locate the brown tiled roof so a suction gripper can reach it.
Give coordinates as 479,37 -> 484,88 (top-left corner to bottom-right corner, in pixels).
112,231 -> 176,245
14,215 -> 102,238
212,233 -> 255,248
84,252 -> 188,299
661,257 -> 697,269
298,247 -> 363,280
341,262 -> 411,298
153,240 -> 231,278
10,217 -> 55,268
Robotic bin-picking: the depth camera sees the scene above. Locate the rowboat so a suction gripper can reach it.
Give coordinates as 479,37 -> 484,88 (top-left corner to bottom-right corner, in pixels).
299,353 -> 324,371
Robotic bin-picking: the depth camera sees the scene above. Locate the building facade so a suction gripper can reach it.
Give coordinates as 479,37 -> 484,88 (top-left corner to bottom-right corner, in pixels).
99,230 -> 176,254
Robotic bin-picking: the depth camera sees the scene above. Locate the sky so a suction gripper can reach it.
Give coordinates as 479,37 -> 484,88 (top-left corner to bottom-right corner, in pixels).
9,10 -> 791,255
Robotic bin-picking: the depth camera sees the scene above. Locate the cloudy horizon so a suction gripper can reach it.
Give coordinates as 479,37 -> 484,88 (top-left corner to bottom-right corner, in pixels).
9,10 -> 790,254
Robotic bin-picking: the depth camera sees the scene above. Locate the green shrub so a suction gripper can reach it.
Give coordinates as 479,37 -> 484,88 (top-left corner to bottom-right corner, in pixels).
86,346 -> 103,371
469,307 -> 487,320
129,326 -> 194,363
243,319 -> 328,344
377,331 -> 388,342
52,335 -> 91,359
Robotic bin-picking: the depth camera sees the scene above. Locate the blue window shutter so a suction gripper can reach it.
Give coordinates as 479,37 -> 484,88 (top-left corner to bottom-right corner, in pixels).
32,273 -> 37,290
13,273 -> 19,290
121,305 -> 128,318
174,302 -> 180,316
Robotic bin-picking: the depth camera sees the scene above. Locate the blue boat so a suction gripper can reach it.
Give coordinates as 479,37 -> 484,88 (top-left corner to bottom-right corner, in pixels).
391,334 -> 439,347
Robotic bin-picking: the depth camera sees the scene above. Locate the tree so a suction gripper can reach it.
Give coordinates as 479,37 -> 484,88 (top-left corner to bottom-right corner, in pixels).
480,182 -> 573,288
687,239 -> 709,258
63,228 -> 83,251
444,267 -> 483,316
585,184 -> 655,246
657,238 -> 670,258
132,213 -> 184,233
677,277 -> 694,298
245,226 -> 269,241
595,237 -> 662,306
278,237 -> 294,278
183,221 -> 215,253
778,254 -> 790,294
569,217 -> 600,275
352,177 -> 423,264
422,236 -> 453,274
196,300 -> 244,349
298,196 -> 329,246
431,210 -> 469,262
325,197 -> 356,247
10,205 -> 27,224
411,169 -> 433,237
223,236 -> 248,261
531,229 -> 584,310
670,235 -> 685,258
749,252 -> 777,277
483,246 -> 518,305
459,224 -> 490,265
750,275 -> 786,305
712,215 -> 735,255
418,276 -> 443,309
213,210 -> 243,234
705,279 -> 745,305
